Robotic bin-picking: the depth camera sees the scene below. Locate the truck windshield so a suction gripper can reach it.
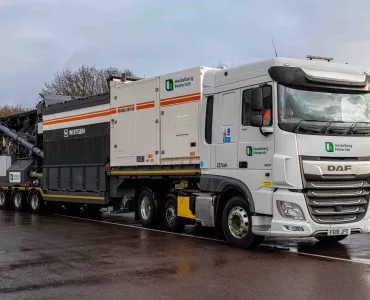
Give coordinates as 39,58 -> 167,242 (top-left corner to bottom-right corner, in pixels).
278,85 -> 370,134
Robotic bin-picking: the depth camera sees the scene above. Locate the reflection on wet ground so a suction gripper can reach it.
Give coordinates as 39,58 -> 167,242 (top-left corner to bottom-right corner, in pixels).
102,210 -> 370,263
0,209 -> 370,300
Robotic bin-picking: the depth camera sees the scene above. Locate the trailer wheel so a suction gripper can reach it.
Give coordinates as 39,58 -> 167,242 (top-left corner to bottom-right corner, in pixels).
163,194 -> 185,232
12,190 -> 24,211
222,196 -> 264,249
138,189 -> 156,228
0,189 -> 8,209
29,190 -> 43,213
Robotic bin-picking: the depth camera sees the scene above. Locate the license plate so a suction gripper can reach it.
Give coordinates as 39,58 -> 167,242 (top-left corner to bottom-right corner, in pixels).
328,228 -> 350,236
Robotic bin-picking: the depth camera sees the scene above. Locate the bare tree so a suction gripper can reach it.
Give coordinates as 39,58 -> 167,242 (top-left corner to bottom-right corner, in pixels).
213,61 -> 228,69
212,61 -> 238,69
0,105 -> 30,118
41,65 -> 135,97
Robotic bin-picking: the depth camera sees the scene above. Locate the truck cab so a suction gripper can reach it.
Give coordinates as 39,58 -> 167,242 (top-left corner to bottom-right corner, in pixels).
199,57 -> 370,247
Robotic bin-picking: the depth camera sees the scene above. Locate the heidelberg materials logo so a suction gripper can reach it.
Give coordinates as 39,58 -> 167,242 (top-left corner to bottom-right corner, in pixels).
165,79 -> 174,91
325,142 -> 334,152
246,146 -> 253,156
165,77 -> 194,91
325,142 -> 352,153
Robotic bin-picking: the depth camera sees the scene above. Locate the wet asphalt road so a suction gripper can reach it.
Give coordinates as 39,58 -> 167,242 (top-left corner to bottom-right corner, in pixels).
0,209 -> 370,300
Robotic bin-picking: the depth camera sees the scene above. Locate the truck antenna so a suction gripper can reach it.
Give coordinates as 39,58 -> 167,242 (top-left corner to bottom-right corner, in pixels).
271,38 -> 278,57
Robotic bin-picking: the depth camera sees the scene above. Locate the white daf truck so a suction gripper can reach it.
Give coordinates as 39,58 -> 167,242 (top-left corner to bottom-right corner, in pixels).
0,56 -> 369,249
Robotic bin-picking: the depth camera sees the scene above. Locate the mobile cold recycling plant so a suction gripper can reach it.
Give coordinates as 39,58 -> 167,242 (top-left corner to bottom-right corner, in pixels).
0,55 -> 370,248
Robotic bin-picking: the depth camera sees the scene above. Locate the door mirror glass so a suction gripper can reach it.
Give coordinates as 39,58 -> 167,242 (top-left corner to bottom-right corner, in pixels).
251,88 -> 263,111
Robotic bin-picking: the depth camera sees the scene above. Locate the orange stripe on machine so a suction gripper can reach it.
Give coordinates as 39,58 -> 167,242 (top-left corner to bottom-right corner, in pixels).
160,92 -> 200,102
117,104 -> 135,113
136,100 -> 155,110
43,108 -> 116,125
160,93 -> 201,106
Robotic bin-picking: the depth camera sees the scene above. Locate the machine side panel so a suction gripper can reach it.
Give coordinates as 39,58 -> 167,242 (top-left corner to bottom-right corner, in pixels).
42,97 -> 110,193
159,67 -> 203,165
110,78 -> 159,167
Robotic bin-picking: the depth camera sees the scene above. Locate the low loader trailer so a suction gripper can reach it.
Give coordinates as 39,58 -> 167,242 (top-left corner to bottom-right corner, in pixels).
1,56 -> 370,248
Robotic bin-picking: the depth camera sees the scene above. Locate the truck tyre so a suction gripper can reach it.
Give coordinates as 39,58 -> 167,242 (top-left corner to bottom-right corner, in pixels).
222,196 -> 264,249
138,189 -> 156,228
12,190 -> 24,211
315,235 -> 348,243
163,194 -> 185,232
0,189 -> 8,209
29,190 -> 43,213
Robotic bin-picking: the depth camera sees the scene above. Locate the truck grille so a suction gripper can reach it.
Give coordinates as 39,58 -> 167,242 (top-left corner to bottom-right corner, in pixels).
305,180 -> 369,224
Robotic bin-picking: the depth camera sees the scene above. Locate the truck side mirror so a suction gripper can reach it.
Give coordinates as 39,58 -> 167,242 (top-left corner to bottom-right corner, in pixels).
250,115 -> 263,127
251,88 -> 263,111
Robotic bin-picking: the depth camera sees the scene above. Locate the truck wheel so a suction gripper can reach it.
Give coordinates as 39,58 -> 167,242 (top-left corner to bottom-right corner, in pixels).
163,194 -> 185,232
29,190 -> 43,213
12,190 -> 24,211
0,189 -> 8,209
222,196 -> 264,249
315,235 -> 348,243
138,189 -> 156,228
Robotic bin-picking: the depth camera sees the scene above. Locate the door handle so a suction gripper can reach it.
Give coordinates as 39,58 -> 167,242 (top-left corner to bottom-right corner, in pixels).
239,162 -> 248,168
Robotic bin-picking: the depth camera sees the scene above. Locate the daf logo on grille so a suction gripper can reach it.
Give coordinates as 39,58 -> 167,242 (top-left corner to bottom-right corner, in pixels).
327,165 -> 352,171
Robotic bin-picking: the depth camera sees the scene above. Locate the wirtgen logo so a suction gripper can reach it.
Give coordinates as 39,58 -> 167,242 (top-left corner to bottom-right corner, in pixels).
325,142 -> 334,152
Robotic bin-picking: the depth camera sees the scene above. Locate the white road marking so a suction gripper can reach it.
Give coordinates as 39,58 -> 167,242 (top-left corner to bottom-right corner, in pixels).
52,213 -> 370,266
293,251 -> 370,265
51,213 -> 227,244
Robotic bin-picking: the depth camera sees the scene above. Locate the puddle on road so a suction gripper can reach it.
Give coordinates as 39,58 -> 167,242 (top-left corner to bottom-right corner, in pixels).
261,237 -> 370,265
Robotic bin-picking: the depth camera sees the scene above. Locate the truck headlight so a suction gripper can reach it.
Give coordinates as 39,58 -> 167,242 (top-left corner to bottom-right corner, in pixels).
277,201 -> 305,221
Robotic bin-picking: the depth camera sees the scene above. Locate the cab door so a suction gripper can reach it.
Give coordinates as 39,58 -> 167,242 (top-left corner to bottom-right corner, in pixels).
238,83 -> 274,172
209,90 -> 240,179
237,83 -> 275,215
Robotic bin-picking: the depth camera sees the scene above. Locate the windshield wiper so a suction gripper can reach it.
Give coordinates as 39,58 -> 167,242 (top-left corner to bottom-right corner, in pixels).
294,120 -> 328,133
294,120 -> 370,135
350,122 -> 370,134
325,120 -> 352,135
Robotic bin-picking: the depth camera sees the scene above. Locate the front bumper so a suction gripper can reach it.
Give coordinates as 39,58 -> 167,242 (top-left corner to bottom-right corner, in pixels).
252,189 -> 370,237
267,218 -> 370,237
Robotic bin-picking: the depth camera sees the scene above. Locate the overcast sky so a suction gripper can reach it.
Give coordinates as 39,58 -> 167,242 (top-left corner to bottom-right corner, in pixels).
1,0 -> 370,106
